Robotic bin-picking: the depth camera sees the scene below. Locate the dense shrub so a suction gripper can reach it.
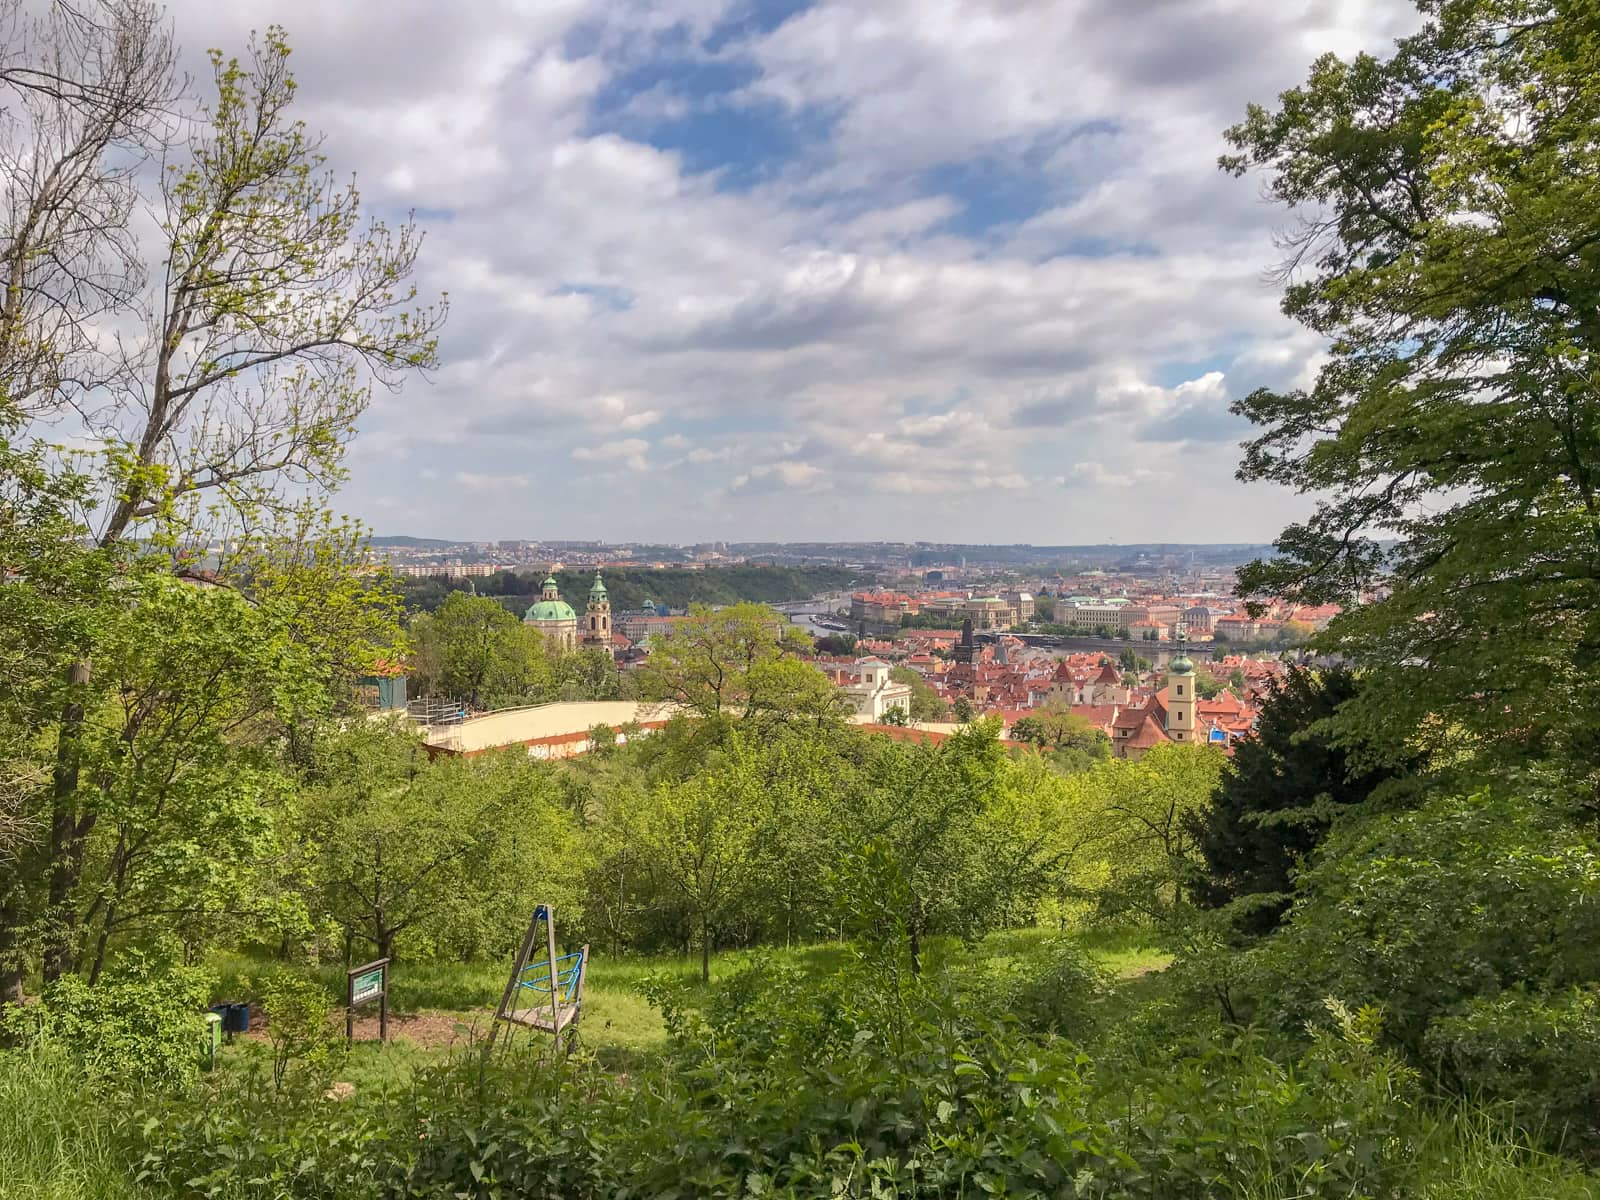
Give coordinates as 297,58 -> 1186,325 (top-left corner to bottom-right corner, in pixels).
978,937 -> 1110,1040
1251,792 -> 1600,1050
1,957 -> 212,1090
1425,989 -> 1600,1153
128,959 -> 1455,1199
1246,790 -> 1600,1152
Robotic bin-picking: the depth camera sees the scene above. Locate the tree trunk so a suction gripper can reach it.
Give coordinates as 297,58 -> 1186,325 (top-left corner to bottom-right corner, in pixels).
0,879 -> 26,1004
700,918 -> 710,983
907,925 -> 922,977
44,660 -> 91,982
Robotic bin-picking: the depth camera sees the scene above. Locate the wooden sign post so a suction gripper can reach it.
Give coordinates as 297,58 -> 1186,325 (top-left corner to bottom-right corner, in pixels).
346,957 -> 390,1045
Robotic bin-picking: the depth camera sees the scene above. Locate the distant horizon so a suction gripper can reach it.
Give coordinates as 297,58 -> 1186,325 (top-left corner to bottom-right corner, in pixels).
371,534 -> 1277,553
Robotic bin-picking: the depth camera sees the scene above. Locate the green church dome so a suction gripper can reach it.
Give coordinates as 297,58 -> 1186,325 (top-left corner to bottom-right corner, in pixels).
589,571 -> 608,599
524,599 -> 576,622
1168,626 -> 1195,675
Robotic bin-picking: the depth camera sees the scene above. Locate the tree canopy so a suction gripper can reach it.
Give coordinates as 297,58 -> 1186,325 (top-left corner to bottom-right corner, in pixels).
1223,0 -> 1600,778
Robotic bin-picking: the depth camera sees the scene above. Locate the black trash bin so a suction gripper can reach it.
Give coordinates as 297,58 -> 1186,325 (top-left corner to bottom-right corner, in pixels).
216,1002 -> 250,1034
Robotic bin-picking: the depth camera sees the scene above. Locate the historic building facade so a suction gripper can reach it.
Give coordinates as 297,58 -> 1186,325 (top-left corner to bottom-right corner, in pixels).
523,575 -> 578,651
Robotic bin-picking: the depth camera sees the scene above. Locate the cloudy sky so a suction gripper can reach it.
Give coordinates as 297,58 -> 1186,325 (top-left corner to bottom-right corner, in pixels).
166,0 -> 1416,545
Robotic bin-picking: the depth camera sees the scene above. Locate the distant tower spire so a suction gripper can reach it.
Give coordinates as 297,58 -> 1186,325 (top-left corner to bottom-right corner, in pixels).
1165,625 -> 1195,742
954,617 -> 976,666
584,570 -> 612,649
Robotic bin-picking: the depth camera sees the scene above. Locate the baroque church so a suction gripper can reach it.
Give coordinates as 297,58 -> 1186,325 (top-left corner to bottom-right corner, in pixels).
523,571 -> 612,653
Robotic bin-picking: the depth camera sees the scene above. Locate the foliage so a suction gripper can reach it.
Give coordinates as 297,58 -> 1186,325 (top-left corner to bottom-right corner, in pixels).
402,565 -> 858,615
1075,744 -> 1227,932
1188,667 -> 1419,933
623,739 -> 769,980
302,725 -> 586,963
406,591 -> 553,710
831,722 -> 1048,972
1223,0 -> 1600,778
890,665 -> 947,721
1425,989 -> 1600,1154
1010,703 -> 1111,758
121,956 -> 1564,1200
1250,791 -> 1600,1096
1,956 -> 211,1090
257,969 -> 344,1095
634,602 -> 845,728
980,937 -> 1110,1041
0,15 -> 443,994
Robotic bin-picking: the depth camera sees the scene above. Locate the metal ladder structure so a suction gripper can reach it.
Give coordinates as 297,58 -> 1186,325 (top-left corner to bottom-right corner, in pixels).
488,904 -> 588,1053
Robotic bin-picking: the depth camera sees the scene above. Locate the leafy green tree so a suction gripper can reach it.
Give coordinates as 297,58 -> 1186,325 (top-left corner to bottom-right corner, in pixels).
626,740 -> 769,981
814,633 -> 858,656
1188,668 -> 1417,934
1073,744 -> 1226,931
890,666 -> 946,722
408,592 -> 552,711
555,647 -> 627,702
1009,704 -> 1106,754
951,696 -> 975,724
304,725 -> 583,963
1253,790 -> 1600,1064
836,722 -> 1046,972
257,969 -> 343,1095
63,575 -> 326,983
1222,0 -> 1600,774
5,27 -> 443,988
636,603 -> 842,728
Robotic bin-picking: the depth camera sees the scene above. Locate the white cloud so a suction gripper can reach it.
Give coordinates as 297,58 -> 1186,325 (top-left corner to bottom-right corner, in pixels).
453,471 -> 530,494
143,0 -> 1409,541
572,438 -> 650,471
731,461 -> 825,492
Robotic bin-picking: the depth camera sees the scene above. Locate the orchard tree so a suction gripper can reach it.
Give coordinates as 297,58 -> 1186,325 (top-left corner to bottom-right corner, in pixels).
626,739 -> 770,981
1224,0 -> 1600,778
305,726 -> 582,963
836,721 -> 1043,973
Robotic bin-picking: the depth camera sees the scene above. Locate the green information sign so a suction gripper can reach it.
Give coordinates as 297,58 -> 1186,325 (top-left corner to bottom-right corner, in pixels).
345,957 -> 390,1043
351,967 -> 384,1005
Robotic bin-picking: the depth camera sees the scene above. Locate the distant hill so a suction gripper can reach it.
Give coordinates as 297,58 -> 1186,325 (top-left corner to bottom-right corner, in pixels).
398,565 -> 861,616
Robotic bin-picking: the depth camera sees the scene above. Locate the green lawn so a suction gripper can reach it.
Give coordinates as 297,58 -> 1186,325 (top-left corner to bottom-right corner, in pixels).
205,928 -> 1171,1086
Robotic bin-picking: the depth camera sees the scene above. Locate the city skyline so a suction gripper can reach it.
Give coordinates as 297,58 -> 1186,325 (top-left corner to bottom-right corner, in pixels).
157,1 -> 1419,542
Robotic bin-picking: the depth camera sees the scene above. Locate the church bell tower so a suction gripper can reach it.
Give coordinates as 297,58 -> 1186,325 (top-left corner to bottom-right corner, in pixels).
584,571 -> 612,649
1165,626 -> 1195,742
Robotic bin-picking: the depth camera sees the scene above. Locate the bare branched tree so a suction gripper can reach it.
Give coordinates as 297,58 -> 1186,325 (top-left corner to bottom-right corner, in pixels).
0,0 -> 176,419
